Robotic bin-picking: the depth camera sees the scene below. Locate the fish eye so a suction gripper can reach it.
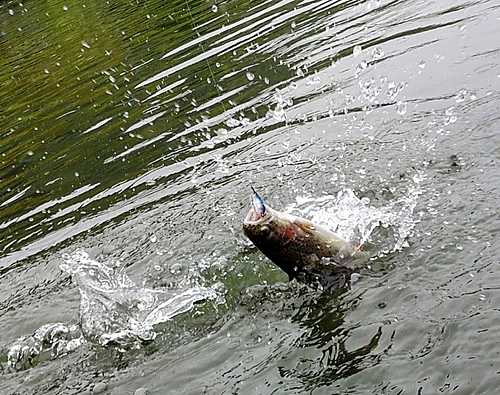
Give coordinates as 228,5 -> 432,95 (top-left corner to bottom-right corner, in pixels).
260,226 -> 270,237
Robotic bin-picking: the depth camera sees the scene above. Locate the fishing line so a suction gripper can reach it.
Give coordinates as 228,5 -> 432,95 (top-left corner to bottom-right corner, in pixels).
184,0 -> 226,112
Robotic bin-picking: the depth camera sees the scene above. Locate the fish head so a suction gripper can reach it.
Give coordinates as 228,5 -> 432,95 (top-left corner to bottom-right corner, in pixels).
243,197 -> 322,279
243,196 -> 298,249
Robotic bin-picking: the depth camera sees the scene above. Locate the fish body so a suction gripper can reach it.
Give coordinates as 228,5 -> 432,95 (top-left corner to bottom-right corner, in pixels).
243,190 -> 369,290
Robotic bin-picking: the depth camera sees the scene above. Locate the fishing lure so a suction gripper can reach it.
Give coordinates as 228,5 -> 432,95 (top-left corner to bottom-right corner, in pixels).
251,186 -> 266,218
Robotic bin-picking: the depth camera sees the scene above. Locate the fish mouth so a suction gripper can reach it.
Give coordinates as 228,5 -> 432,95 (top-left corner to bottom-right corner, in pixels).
244,207 -> 263,223
244,205 -> 275,225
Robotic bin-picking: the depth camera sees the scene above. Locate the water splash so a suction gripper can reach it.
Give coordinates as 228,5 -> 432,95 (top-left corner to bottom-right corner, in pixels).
286,177 -> 423,255
6,323 -> 84,372
60,250 -> 219,346
6,250 -> 220,371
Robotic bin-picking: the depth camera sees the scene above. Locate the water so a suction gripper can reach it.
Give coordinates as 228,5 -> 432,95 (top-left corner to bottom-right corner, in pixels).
1,0 -> 500,393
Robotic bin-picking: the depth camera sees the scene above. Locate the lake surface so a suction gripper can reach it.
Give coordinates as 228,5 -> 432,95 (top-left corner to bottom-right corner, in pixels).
1,0 -> 500,393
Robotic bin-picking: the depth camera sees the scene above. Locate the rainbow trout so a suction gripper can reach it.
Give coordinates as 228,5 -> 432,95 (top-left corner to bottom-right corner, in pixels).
243,188 -> 369,290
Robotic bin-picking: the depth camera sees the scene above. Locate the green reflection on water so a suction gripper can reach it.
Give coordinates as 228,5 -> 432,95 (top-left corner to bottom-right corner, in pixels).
0,0 -> 309,261
0,0 -> 213,256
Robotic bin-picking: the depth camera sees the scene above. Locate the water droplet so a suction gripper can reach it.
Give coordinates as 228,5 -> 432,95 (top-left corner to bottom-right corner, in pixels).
8,9 -> 14,15
211,4 -> 218,12
27,150 -> 34,156
419,61 -> 426,69
396,101 -> 407,115
150,234 -> 157,243
246,72 -> 255,81
353,45 -> 363,57
479,294 -> 486,301
372,46 -> 384,59
455,89 -> 467,103
306,74 -> 321,86
44,69 -> 50,74
215,62 -> 221,68
63,5 -> 68,10
81,41 -> 90,49
291,21 -> 296,29
93,383 -> 107,394
74,172 -> 80,177
456,244 -> 463,251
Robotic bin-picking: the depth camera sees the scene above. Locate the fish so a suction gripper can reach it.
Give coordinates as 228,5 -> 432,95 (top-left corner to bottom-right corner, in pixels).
243,188 -> 370,290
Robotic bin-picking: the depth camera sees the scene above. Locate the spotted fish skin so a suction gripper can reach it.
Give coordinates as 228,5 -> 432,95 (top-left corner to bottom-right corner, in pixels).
242,196 -> 369,290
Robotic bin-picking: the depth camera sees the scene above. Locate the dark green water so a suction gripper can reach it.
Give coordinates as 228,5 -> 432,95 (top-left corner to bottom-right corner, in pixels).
1,0 -> 500,393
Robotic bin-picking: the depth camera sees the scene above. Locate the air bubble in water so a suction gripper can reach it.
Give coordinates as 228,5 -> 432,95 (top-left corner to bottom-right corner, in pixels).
170,263 -> 182,274
211,4 -> 218,12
